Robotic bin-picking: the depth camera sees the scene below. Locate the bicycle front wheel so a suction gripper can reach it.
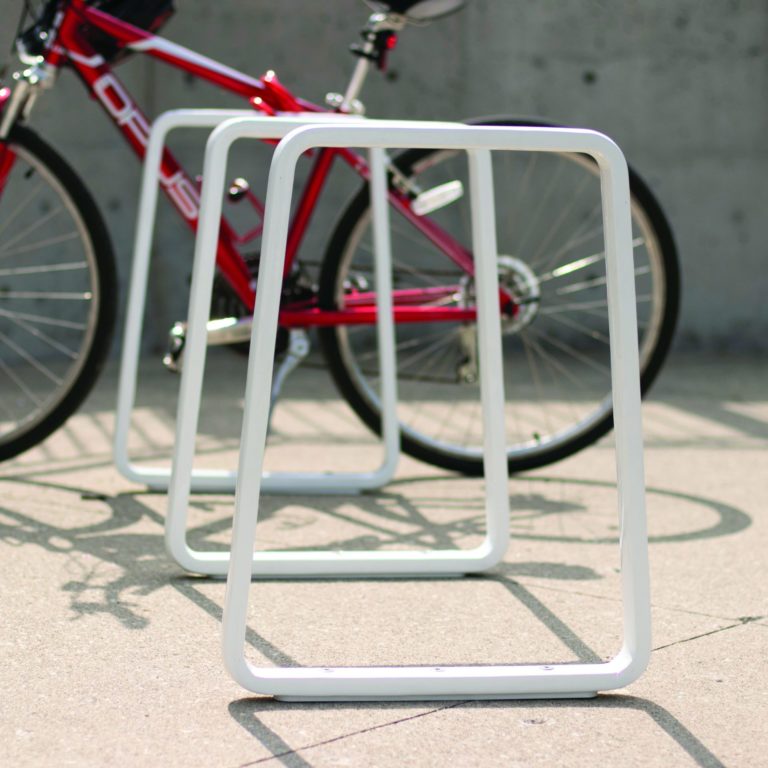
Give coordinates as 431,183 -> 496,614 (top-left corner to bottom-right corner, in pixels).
0,125 -> 116,460
319,118 -> 679,475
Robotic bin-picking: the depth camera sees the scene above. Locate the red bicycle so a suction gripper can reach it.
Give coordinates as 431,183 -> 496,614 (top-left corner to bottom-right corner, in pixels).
0,0 -> 679,473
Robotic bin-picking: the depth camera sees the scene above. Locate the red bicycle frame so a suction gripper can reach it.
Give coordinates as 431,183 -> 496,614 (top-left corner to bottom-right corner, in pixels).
34,0 -> 504,326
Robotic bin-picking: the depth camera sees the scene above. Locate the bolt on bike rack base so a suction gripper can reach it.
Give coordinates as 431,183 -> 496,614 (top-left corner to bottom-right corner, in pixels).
220,121 -> 651,700
113,110 -> 401,496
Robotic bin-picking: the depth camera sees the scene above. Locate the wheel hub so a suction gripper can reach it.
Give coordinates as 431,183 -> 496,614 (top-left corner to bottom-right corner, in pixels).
497,255 -> 540,333
454,256 -> 541,383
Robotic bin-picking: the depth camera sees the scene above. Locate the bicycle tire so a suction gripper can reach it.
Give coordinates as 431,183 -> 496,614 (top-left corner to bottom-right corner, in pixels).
0,125 -> 117,460
318,117 -> 680,475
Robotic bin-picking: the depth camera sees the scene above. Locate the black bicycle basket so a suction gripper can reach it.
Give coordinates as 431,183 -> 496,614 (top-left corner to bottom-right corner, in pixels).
82,0 -> 176,62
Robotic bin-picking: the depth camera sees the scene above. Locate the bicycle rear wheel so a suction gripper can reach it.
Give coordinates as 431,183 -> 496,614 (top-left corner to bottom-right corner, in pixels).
319,118 -> 679,475
0,125 -> 116,460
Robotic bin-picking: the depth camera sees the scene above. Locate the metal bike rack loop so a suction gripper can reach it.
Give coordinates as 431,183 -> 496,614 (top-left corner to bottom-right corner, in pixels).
218,120 -> 651,700
114,110 -> 402,495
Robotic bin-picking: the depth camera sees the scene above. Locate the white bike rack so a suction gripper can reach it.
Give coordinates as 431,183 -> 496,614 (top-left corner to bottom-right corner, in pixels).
218,120 -> 651,700
114,109 -> 402,495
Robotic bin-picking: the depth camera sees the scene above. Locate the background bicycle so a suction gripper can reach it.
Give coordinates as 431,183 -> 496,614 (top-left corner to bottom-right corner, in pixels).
0,0 -> 679,473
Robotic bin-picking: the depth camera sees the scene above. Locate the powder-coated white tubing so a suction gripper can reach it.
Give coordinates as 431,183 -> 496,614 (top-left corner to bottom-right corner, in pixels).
219,120 -> 648,700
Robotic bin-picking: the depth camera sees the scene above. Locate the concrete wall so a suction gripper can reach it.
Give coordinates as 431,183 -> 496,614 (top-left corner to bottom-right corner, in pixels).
1,0 -> 766,352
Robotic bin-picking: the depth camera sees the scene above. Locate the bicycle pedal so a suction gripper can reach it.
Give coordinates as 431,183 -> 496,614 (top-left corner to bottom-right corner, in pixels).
163,322 -> 186,373
412,180 -> 463,216
206,316 -> 253,346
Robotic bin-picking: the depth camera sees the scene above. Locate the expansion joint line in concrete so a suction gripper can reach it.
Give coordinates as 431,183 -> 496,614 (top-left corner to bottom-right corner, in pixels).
652,615 -> 764,652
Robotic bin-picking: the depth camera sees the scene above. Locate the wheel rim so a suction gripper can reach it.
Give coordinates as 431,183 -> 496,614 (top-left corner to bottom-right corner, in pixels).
332,148 -> 669,466
0,142 -> 101,447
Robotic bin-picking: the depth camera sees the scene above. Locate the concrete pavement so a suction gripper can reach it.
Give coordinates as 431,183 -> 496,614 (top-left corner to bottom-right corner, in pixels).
0,350 -> 765,766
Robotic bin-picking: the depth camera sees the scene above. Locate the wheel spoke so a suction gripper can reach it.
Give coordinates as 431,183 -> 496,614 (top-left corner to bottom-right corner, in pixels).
538,237 -> 646,284
0,290 -> 93,300
519,332 -> 555,439
0,306 -> 88,330
352,326 -> 461,362
524,324 -> 611,376
529,172 -> 592,267
0,180 -> 45,239
0,353 -> 44,409
515,158 -> 566,260
0,329 -> 64,385
2,310 -> 79,359
506,153 -> 538,251
542,311 -> 611,345
553,262 -> 651,296
539,252 -> 605,283
521,329 -> 589,394
0,232 -> 81,261
539,298 -> 609,316
392,328 -> 461,376
0,204 -> 65,254
532,207 -> 603,272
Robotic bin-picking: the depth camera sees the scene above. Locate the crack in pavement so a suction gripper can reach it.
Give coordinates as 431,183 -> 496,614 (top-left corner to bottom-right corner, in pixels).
517,580 -> 763,626
653,615 -> 764,652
